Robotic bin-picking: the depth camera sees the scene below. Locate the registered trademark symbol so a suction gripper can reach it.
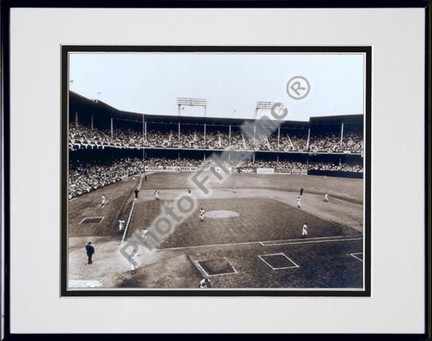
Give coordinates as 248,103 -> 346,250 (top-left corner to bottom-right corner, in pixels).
286,76 -> 310,100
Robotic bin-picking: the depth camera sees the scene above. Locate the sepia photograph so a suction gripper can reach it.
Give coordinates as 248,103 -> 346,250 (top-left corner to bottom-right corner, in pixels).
63,47 -> 370,295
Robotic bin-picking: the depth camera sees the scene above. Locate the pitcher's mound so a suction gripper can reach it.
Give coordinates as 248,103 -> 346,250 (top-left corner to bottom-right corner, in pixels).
205,210 -> 240,219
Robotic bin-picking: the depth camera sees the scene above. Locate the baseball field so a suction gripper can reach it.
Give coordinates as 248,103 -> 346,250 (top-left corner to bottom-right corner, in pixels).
67,171 -> 365,291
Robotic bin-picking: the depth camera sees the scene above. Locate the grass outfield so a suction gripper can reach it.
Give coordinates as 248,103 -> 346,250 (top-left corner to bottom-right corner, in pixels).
67,172 -> 364,290
142,172 -> 363,204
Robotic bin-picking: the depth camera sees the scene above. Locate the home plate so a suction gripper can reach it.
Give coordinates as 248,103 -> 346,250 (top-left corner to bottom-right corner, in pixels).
205,210 -> 240,219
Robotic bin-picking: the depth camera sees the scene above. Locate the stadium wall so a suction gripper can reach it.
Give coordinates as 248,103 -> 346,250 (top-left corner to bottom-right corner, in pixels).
308,169 -> 363,179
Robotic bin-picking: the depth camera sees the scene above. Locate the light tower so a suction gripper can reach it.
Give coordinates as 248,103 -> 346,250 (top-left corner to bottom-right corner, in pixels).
177,97 -> 208,117
255,101 -> 285,119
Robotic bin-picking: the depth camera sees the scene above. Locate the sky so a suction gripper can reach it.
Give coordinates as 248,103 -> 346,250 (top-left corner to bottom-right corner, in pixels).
69,52 -> 365,121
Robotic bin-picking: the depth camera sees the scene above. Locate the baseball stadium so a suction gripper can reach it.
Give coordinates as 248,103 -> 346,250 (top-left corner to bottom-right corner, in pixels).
65,90 -> 367,294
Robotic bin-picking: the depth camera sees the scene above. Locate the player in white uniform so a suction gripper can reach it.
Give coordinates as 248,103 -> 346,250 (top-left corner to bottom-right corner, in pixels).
101,194 -> 107,207
154,190 -> 160,200
233,185 -> 237,193
324,192 -> 329,202
302,223 -> 308,238
142,227 -> 148,241
199,208 -> 205,222
296,196 -> 301,208
198,278 -> 211,288
118,219 -> 125,232
129,252 -> 137,275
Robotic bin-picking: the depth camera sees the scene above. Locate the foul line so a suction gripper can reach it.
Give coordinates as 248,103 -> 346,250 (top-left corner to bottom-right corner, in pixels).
158,236 -> 363,251
137,172 -> 145,190
260,235 -> 345,246
120,174 -> 143,247
263,237 -> 363,247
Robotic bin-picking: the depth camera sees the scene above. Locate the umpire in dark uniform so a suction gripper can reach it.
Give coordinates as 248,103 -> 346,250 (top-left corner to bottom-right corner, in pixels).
85,241 -> 95,264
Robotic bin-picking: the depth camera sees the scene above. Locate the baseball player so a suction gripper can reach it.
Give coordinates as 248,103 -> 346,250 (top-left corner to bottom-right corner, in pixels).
324,192 -> 329,202
302,223 -> 308,238
101,194 -> 107,207
199,208 -> 205,222
142,227 -> 148,241
129,252 -> 137,275
199,278 -> 211,288
118,219 -> 125,232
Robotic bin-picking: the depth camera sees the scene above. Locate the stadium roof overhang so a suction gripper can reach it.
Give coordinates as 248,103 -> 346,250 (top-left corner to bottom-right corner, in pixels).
69,91 -> 363,127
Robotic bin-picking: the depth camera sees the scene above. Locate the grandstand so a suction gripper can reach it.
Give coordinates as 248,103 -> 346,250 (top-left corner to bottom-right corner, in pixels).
69,91 -> 363,197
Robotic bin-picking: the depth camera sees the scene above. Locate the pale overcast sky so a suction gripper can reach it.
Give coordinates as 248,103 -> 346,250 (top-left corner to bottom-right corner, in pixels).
70,52 -> 365,121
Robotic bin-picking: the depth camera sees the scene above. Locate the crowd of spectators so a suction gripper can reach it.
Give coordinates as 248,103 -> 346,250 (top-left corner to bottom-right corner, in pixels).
309,133 -> 342,153
145,157 -> 203,168
308,162 -> 363,173
143,157 -> 363,173
69,126 -> 112,148
234,160 -> 310,170
271,132 -> 308,152
112,128 -> 143,148
69,124 -> 363,154
309,132 -> 363,153
340,133 -> 363,153
69,156 -> 363,198
69,157 -> 144,199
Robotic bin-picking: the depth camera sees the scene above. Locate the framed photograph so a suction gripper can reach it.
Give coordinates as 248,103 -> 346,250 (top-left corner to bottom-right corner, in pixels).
1,0 -> 430,337
62,46 -> 370,296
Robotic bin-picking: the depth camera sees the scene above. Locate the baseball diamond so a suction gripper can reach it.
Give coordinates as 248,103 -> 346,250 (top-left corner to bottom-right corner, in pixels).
67,170 -> 364,289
